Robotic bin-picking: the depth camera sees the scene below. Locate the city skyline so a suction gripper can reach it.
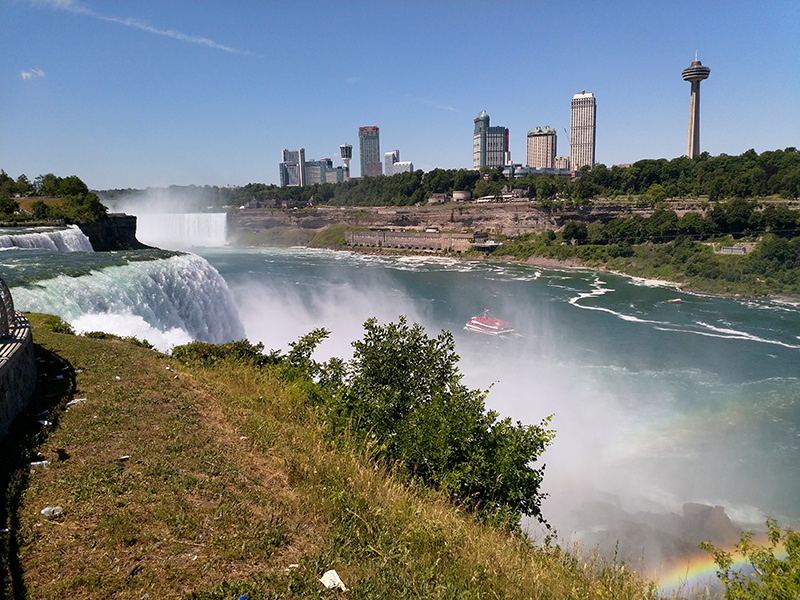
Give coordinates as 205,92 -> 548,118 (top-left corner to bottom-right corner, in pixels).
1,1 -> 797,189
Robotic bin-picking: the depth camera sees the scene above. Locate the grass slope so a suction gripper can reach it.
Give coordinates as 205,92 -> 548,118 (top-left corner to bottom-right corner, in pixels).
1,316 -> 658,599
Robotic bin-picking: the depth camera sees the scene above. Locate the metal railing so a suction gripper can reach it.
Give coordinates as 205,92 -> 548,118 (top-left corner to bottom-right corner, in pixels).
0,276 -> 16,338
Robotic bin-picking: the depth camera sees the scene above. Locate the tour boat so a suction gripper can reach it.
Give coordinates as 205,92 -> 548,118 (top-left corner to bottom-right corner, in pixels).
464,310 -> 515,336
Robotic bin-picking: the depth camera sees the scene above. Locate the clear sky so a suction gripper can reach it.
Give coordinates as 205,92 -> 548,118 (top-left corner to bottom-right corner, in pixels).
1,0 -> 798,189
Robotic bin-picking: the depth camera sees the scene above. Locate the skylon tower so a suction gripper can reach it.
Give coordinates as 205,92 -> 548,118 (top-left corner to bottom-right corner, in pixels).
682,53 -> 711,159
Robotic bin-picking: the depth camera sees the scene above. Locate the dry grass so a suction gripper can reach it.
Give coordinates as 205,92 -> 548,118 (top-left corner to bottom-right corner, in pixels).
1,315 -> 660,599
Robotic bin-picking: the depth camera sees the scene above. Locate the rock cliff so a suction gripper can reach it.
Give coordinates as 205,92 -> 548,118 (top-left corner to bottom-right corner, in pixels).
78,214 -> 152,251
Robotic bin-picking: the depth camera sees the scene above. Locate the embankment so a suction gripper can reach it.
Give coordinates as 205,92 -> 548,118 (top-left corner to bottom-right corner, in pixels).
228,202 -> 708,241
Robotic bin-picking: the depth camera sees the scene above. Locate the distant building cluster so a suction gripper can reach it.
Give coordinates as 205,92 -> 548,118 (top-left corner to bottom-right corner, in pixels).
474,90 -> 597,174
280,126 -> 412,187
278,57 -> 711,188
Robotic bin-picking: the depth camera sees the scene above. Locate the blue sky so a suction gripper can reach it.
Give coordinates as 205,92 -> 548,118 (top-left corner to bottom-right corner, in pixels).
1,0 -> 798,189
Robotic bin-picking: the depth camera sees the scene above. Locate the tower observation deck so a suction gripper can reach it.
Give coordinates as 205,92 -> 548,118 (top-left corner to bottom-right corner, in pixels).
682,55 -> 711,159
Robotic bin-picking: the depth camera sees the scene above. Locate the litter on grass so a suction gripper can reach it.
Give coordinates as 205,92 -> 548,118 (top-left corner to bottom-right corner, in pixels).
67,398 -> 86,406
320,569 -> 347,591
29,461 -> 50,468
38,420 -> 51,426
40,506 -> 63,517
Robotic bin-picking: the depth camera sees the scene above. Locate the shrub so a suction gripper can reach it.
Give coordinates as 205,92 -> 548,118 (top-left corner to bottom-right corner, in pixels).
320,317 -> 555,530
40,315 -> 75,335
701,518 -> 800,600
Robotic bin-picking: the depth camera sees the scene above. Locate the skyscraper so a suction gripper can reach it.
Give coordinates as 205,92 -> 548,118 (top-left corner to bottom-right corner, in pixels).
359,126 -> 381,177
682,54 -> 711,159
385,149 -> 400,177
527,127 -> 557,169
279,148 -> 306,187
570,91 -> 596,170
473,110 -> 509,169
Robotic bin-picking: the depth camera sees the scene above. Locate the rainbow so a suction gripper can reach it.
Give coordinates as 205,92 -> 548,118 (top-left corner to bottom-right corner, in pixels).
658,550 -> 748,595
658,541 -> 788,595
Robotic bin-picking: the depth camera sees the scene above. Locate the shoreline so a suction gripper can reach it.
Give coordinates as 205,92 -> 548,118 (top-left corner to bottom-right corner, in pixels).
296,243 -> 798,301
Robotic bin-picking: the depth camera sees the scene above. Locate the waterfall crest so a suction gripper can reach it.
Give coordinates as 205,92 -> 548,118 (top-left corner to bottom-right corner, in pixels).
0,225 -> 94,252
135,214 -> 227,250
11,253 -> 245,352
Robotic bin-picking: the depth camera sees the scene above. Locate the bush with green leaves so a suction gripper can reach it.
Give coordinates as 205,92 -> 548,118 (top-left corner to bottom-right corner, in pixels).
40,315 -> 75,335
316,317 -> 555,530
701,518 -> 799,600
172,339 -> 280,368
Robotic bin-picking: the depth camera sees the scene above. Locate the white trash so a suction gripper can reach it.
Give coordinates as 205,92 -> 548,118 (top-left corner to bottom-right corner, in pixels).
29,461 -> 51,468
41,506 -> 63,517
67,398 -> 87,406
319,569 -> 347,591
38,420 -> 51,426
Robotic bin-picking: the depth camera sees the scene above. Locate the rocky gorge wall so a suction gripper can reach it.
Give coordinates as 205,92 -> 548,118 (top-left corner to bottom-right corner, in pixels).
79,214 -> 152,251
229,202 -> 684,240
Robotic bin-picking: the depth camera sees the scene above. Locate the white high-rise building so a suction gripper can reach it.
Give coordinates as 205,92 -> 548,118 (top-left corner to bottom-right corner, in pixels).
570,91 -> 596,170
393,161 -> 413,174
526,127 -> 557,169
384,150 -> 400,176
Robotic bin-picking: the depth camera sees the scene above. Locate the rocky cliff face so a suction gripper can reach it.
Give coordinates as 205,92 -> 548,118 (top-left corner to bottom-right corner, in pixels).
229,203 -> 663,239
78,215 -> 152,251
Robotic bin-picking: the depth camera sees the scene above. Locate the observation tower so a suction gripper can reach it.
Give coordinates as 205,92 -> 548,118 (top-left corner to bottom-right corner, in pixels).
340,144 -> 352,180
682,54 -> 711,159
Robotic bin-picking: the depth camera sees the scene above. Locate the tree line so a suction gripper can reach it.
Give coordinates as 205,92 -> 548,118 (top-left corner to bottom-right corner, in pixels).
89,148 -> 800,210
0,172 -> 108,224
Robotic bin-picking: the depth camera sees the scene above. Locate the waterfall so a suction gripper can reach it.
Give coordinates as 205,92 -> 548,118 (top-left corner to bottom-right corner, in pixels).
135,213 -> 228,250
10,253 -> 245,352
0,225 -> 94,252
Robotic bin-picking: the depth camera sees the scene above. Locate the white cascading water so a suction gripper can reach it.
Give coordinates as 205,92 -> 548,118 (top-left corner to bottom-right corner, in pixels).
135,213 -> 228,250
0,225 -> 94,252
10,253 -> 245,353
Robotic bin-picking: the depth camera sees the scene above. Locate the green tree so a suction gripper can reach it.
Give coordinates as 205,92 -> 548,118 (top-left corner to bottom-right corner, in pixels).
645,183 -> 667,202
562,221 -> 588,243
0,197 -> 19,217
323,317 -> 555,529
701,519 -> 799,600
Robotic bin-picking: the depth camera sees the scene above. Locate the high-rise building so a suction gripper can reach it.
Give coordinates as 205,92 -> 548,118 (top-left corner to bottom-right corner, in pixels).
473,110 -> 509,169
359,126 -> 382,177
340,144 -> 352,180
527,127 -> 557,169
682,54 -> 711,159
554,156 -> 571,170
384,150 -> 400,177
304,158 -> 347,185
570,91 -> 596,170
279,148 -> 306,187
393,161 -> 414,174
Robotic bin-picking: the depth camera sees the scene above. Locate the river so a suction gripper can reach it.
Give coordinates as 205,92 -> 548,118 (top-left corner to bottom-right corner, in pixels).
2,219 -> 798,590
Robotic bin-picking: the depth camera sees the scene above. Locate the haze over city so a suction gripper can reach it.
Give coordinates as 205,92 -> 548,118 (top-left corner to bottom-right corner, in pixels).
1,0 -> 798,189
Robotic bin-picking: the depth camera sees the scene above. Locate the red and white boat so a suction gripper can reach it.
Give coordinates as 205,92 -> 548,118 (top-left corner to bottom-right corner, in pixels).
464,310 -> 515,336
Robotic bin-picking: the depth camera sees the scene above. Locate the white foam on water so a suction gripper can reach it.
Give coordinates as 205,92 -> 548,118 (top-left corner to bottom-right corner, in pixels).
0,225 -> 93,252
72,312 -> 193,353
11,253 -> 244,347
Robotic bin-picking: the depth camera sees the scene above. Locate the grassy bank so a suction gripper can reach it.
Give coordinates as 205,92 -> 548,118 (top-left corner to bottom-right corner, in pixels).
1,316 -> 659,599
